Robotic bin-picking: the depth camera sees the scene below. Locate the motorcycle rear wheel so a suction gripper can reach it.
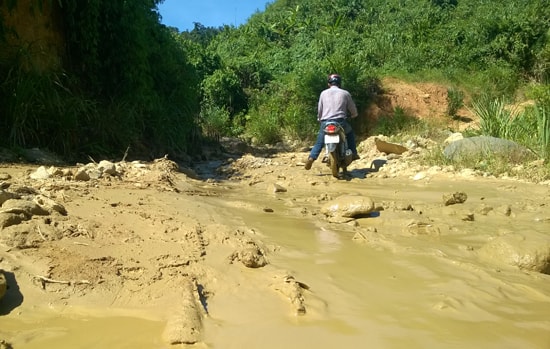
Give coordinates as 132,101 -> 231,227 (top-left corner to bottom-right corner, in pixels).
329,151 -> 339,178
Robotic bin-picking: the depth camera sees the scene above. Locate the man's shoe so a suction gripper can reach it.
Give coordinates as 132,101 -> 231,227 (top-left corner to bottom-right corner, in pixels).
304,157 -> 314,170
352,153 -> 360,161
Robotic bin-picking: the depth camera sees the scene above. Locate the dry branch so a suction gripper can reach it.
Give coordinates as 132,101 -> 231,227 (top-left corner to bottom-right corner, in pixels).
34,275 -> 92,289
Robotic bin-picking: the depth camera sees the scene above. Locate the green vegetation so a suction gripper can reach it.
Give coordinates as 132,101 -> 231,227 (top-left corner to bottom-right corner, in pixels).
372,107 -> 419,137
0,0 -> 549,167
1,0 -> 200,160
446,87 -> 464,118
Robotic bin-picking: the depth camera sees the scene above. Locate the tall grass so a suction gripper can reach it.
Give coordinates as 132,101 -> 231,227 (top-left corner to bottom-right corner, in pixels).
470,95 -> 520,139
428,91 -> 550,181
470,92 -> 550,162
0,69 -> 96,157
199,102 -> 231,141
245,110 -> 282,145
446,87 -> 464,118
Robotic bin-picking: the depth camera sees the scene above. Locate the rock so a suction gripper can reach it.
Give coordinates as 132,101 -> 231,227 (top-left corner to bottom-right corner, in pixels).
86,167 -> 102,179
496,204 -> 512,217
33,195 -> 68,216
477,204 -> 494,215
443,191 -> 468,206
0,339 -> 13,349
477,233 -> 550,274
269,183 -> 287,193
0,213 -> 25,228
0,190 -> 19,206
29,166 -> 51,180
48,166 -> 64,177
444,132 -> 464,144
320,195 -> 376,218
1,199 -> 50,217
230,246 -> 268,268
74,168 -> 91,181
443,136 -> 535,163
374,137 -> 408,155
98,160 -> 117,176
0,173 -> 11,181
413,172 -> 427,181
20,148 -> 64,165
461,212 -> 475,221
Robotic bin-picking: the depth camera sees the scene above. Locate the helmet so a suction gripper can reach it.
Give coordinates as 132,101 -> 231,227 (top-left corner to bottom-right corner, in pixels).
327,74 -> 341,86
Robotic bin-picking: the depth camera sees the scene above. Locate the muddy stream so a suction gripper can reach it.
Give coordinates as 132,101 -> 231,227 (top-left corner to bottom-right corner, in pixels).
0,157 -> 549,348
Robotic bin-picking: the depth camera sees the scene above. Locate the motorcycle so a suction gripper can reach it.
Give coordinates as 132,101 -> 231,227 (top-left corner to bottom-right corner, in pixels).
323,120 -> 353,178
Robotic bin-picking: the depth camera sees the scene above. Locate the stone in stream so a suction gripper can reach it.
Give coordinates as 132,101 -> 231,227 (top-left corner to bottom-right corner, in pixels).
443,191 -> 468,206
320,194 -> 376,221
477,232 -> 550,274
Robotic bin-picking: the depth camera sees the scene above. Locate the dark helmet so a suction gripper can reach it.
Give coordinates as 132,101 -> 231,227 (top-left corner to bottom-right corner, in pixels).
327,74 -> 342,86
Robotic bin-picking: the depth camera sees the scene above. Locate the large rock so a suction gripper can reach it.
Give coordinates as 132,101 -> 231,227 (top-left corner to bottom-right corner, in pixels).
29,166 -> 51,180
374,137 -> 408,155
0,213 -> 25,229
1,199 -> 49,217
321,195 -> 376,219
443,136 -> 535,163
33,195 -> 67,216
97,160 -> 117,176
477,232 -> 550,274
20,148 -> 64,165
0,189 -> 19,206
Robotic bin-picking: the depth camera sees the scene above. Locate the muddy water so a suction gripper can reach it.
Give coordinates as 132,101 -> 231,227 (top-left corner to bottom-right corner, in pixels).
0,312 -> 165,348
200,177 -> 550,349
1,176 -> 550,348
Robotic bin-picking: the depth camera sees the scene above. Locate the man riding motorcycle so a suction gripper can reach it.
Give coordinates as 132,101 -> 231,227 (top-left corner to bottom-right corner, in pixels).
305,73 -> 360,170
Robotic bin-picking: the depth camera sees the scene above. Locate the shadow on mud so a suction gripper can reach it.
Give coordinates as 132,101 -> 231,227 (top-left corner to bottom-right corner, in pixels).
342,158 -> 387,181
0,271 -> 24,315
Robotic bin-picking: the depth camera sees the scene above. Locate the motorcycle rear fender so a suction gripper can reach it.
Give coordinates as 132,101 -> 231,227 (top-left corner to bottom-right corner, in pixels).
325,143 -> 337,152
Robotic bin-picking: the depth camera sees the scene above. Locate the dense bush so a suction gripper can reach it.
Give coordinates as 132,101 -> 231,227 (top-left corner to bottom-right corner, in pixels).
1,0 -> 201,160
192,0 -> 549,144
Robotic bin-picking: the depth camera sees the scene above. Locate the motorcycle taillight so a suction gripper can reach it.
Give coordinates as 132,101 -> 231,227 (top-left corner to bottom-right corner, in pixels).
325,124 -> 337,134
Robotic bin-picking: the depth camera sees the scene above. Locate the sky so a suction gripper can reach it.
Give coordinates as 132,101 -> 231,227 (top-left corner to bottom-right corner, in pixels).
157,0 -> 272,32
